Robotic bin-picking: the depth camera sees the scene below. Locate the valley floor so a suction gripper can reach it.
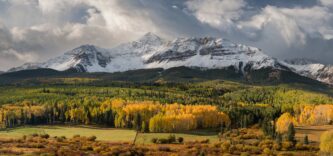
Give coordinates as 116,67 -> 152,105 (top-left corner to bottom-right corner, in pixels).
0,125 -> 220,144
0,125 -> 331,155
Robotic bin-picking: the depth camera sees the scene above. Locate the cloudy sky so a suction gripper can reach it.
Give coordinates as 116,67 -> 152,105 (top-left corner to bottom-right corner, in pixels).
0,0 -> 333,71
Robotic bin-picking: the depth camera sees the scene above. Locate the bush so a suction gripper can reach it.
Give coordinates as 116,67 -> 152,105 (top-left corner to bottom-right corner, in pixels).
240,152 -> 250,156
273,143 -> 281,151
73,134 -> 80,138
158,138 -> 170,144
158,146 -> 171,152
151,138 -> 158,144
31,133 -> 39,137
200,139 -> 210,144
177,137 -> 184,143
295,143 -> 306,150
93,146 -> 103,153
221,141 -> 231,151
88,136 -> 97,141
320,130 -> 333,153
81,145 -> 93,151
40,134 -> 50,139
281,141 -> 293,151
304,135 -> 309,145
263,148 -> 273,155
243,145 -> 261,154
168,135 -> 176,143
56,137 -> 64,142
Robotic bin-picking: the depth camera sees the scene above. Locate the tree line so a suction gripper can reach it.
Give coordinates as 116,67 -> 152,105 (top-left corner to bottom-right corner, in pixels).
0,99 -> 230,132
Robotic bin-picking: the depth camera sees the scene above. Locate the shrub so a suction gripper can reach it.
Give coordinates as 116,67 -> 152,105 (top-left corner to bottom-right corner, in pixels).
73,134 -> 80,138
168,135 -> 176,143
31,133 -> 38,137
263,148 -> 273,155
243,145 -> 261,154
81,145 -> 93,151
221,141 -> 231,151
88,136 -> 97,141
200,139 -> 210,144
158,146 -> 171,152
158,138 -> 170,144
287,123 -> 296,144
235,144 -> 244,151
177,137 -> 184,143
320,130 -> 333,153
240,152 -> 250,156
56,137 -> 64,142
277,152 -> 294,156
281,141 -> 293,151
93,146 -> 103,153
304,135 -> 309,145
273,143 -> 281,151
151,138 -> 158,144
295,143 -> 306,150
241,134 -> 257,140
40,134 -> 50,139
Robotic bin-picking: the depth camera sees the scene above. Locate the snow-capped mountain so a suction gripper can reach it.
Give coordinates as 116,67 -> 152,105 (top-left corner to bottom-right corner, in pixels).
7,33 -> 333,85
281,58 -> 333,85
9,33 -> 277,72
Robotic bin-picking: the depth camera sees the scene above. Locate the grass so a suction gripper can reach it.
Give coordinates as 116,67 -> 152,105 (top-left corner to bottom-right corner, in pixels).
136,129 -> 219,144
296,125 -> 333,145
0,125 -> 219,144
0,125 -> 137,142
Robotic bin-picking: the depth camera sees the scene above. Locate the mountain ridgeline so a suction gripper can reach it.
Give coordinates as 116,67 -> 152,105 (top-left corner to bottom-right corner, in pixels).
4,33 -> 333,87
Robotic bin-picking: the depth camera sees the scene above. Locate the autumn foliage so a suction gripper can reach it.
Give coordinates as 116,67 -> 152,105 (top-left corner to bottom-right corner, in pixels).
0,99 -> 230,132
276,112 -> 297,134
320,130 -> 333,153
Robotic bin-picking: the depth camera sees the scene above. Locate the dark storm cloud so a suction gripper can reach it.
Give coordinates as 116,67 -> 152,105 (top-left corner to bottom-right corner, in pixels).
0,0 -> 332,70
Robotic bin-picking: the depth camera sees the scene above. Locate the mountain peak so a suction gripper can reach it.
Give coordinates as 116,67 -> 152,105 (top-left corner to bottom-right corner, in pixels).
66,44 -> 98,55
138,32 -> 163,44
7,35 -> 333,85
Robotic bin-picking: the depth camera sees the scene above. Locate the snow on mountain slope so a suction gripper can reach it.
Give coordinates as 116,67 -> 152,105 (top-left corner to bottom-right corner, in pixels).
9,33 -> 278,73
7,33 -> 332,85
282,58 -> 333,85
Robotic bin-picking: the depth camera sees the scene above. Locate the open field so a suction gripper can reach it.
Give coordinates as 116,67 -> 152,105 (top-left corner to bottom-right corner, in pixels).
1,125 -> 332,145
136,129 -> 219,144
0,125 -> 137,142
0,125 -> 220,144
296,125 -> 333,144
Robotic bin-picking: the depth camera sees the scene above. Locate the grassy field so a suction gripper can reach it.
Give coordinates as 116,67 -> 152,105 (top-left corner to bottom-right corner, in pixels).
0,125 -> 137,142
1,125 -> 331,145
136,129 -> 220,144
0,125 -> 219,144
296,125 -> 333,144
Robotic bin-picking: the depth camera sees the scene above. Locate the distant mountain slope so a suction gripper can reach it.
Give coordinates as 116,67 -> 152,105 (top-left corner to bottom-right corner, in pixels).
282,58 -> 333,85
8,33 -> 278,73
0,66 -> 327,91
7,33 -> 333,85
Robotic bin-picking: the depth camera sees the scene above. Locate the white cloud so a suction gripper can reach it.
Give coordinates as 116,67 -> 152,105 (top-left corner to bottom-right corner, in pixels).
2,49 -> 37,62
186,0 -> 246,30
319,0 -> 333,7
239,5 -> 333,46
0,0 -> 333,70
239,6 -> 306,46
